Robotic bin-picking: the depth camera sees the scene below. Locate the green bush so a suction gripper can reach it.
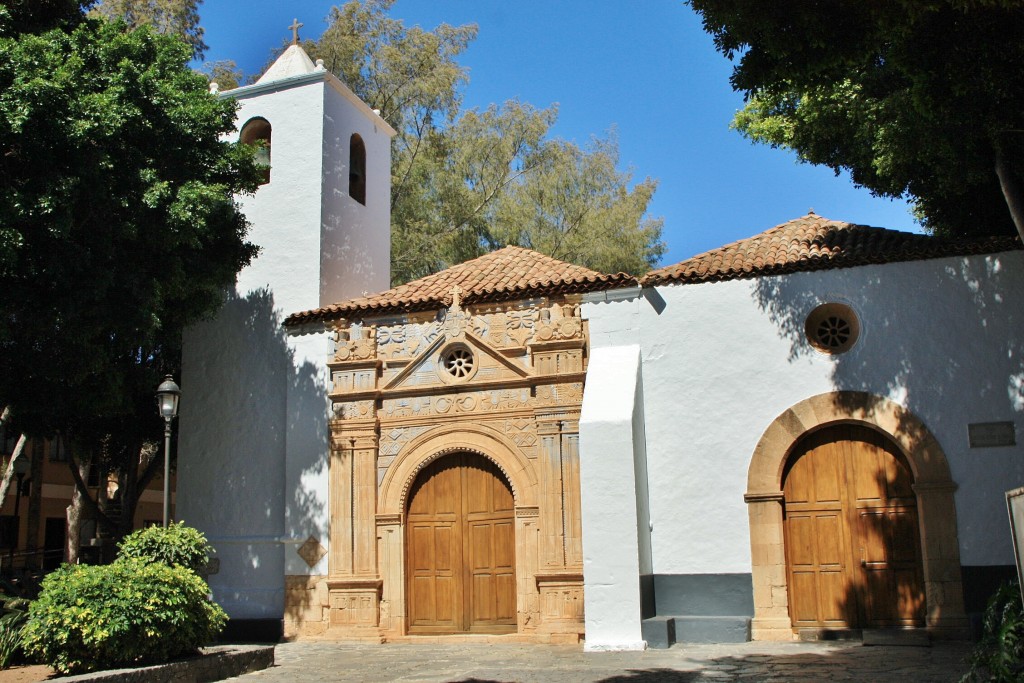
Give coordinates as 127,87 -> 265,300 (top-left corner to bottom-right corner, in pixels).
117,521 -> 214,574
963,582 -> 1024,682
21,558 -> 226,674
0,599 -> 29,669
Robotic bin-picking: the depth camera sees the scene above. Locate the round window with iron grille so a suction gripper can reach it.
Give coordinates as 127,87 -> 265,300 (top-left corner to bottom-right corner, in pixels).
440,346 -> 475,380
806,303 -> 860,354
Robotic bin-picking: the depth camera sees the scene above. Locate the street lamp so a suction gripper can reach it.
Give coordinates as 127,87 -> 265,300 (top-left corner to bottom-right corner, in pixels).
156,375 -> 180,527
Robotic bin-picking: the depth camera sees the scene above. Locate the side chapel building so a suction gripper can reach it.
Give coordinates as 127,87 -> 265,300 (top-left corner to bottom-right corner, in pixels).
179,43 -> 1024,648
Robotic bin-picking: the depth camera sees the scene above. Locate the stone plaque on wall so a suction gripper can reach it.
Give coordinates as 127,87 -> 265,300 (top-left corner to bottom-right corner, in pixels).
968,421 -> 1016,448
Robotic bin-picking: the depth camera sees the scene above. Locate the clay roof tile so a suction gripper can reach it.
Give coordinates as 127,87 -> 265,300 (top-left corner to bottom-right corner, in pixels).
641,214 -> 1020,287
285,245 -> 637,326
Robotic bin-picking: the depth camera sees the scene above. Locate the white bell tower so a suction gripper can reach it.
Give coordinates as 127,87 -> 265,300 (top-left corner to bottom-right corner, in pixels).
178,28 -> 394,637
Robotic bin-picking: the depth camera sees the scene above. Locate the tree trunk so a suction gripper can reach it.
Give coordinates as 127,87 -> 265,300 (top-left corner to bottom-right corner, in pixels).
65,461 -> 89,565
995,143 -> 1024,243
0,435 -> 28,503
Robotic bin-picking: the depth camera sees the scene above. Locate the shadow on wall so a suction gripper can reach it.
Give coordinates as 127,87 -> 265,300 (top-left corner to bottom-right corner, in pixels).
753,253 -> 1024,443
183,287 -> 286,601
752,251 -> 1024,570
283,339 -> 328,551
184,287 -> 326,610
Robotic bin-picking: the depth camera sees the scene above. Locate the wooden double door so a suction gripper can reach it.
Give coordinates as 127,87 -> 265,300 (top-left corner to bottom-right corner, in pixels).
783,425 -> 925,630
406,452 -> 516,634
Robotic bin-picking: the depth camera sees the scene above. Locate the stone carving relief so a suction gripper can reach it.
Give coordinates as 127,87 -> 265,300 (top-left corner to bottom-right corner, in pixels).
333,400 -> 374,420
534,304 -> 582,342
334,326 -> 376,362
378,425 -> 432,486
381,388 -> 531,419
377,322 -> 442,360
297,536 -> 328,568
367,301 -> 583,363
535,383 -> 584,407
332,369 -> 376,394
379,425 -> 431,457
504,418 -> 538,457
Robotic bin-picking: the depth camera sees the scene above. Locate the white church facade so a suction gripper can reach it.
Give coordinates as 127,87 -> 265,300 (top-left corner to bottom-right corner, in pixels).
178,44 -> 1024,648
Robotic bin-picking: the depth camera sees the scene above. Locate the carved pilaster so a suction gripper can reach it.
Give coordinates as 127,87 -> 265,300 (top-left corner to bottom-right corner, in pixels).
535,419 -> 582,572
329,424 -> 379,579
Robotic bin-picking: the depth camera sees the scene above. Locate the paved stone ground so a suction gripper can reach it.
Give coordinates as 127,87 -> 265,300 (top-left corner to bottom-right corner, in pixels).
226,639 -> 972,682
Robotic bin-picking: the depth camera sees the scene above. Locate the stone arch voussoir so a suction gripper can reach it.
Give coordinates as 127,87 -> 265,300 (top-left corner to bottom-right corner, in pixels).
379,422 -> 538,516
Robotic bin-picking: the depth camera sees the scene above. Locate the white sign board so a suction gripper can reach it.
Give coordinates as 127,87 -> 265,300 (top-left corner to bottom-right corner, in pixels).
1006,487 -> 1024,601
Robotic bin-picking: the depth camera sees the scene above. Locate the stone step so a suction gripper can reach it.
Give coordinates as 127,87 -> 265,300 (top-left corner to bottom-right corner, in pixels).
640,616 -> 675,649
642,615 -> 752,648
673,615 -> 751,644
863,629 -> 931,647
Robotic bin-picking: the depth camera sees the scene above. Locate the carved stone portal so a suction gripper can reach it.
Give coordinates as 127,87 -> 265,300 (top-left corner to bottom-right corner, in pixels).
285,296 -> 588,642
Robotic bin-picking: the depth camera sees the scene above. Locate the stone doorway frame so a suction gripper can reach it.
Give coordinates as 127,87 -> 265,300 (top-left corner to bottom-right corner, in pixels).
376,423 -> 539,638
745,391 -> 968,640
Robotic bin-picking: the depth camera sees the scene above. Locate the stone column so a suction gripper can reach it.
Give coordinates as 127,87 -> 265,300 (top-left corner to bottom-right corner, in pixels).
534,415 -> 584,636
327,424 -> 383,638
745,492 -> 793,641
914,481 -> 969,638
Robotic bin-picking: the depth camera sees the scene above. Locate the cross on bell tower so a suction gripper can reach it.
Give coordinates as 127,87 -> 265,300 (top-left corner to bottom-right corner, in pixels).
289,18 -> 303,45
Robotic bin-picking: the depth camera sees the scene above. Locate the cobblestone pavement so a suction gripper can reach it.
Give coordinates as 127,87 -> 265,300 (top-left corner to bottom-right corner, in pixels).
227,639 -> 972,682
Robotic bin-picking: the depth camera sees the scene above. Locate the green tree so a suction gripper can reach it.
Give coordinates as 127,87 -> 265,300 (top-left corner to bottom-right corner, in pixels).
689,0 -> 1024,241
89,0 -> 207,59
0,5 -> 261,551
200,58 -> 242,91
303,0 -> 663,283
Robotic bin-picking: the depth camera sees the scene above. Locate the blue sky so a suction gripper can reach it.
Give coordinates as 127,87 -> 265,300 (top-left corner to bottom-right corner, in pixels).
198,0 -> 919,268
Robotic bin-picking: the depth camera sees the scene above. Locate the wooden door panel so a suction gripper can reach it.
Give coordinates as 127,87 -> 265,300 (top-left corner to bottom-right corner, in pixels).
784,426 -> 925,631
493,520 -> 514,569
789,571 -> 820,624
816,569 -> 849,624
495,571 -> 516,621
407,452 -> 516,634
888,510 -> 920,564
851,443 -> 886,504
895,569 -> 926,622
814,513 -> 845,568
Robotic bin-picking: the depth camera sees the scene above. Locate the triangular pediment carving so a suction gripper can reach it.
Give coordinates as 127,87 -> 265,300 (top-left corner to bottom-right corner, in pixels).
382,328 -> 532,393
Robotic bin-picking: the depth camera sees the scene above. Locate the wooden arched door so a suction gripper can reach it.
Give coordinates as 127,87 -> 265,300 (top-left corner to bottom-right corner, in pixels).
783,425 -> 925,630
406,452 -> 516,634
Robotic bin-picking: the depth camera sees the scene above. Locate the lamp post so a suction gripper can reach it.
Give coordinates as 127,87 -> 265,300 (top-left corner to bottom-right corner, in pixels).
156,375 -> 180,528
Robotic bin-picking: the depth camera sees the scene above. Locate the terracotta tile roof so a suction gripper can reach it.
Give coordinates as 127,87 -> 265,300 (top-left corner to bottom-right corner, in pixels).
641,213 -> 1021,286
284,245 -> 637,326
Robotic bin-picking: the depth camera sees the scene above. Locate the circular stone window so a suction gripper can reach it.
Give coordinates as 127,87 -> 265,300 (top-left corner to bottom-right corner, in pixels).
439,345 -> 476,381
805,303 -> 860,354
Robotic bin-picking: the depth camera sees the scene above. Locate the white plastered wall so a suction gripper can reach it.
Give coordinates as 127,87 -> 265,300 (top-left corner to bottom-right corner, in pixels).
179,71 -> 393,619
579,290 -> 653,650
581,250 -> 1024,635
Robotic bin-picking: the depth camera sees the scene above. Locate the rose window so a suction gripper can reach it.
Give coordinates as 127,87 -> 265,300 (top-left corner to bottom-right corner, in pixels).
442,347 -> 474,379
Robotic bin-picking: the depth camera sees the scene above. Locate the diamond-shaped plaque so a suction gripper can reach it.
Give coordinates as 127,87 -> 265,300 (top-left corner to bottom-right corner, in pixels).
297,536 -> 327,568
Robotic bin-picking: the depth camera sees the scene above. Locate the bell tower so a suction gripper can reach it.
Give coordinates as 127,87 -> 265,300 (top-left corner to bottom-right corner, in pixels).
177,30 -> 395,638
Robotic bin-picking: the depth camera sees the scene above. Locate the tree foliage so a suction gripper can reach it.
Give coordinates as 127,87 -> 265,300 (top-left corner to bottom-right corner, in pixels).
0,5 -> 260,540
689,0 -> 1024,240
89,0 -> 207,59
303,0 -> 663,282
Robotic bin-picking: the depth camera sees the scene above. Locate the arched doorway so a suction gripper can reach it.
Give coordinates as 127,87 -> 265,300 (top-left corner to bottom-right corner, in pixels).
783,425 -> 925,629
745,392 -> 968,640
405,452 -> 516,634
